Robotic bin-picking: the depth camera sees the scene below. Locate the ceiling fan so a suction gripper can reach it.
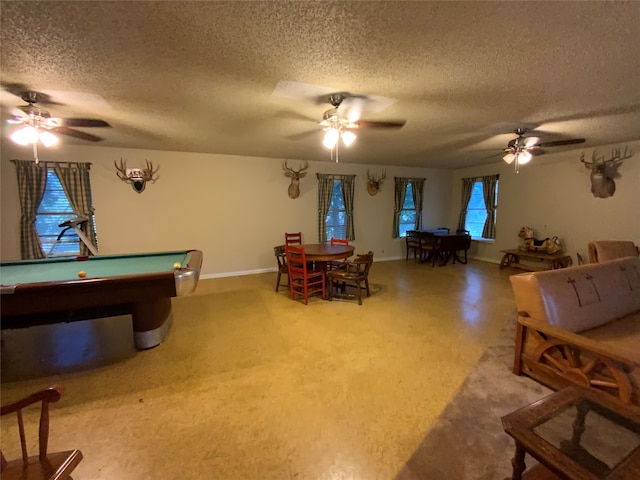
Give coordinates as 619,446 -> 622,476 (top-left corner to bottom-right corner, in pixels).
272,81 -> 406,161
501,127 -> 585,172
7,89 -> 111,144
317,92 -> 406,161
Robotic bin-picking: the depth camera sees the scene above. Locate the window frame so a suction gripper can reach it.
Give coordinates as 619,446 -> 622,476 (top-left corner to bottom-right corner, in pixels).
324,179 -> 347,242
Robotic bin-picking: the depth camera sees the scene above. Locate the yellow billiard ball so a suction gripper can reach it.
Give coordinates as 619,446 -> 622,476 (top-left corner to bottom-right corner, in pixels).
78,271 -> 86,278
173,262 -> 182,270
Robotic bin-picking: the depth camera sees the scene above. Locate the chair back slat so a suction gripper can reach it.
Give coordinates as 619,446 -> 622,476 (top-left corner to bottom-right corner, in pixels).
285,232 -> 302,246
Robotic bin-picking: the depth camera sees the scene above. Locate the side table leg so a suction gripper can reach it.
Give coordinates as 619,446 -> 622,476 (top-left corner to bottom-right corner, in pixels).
509,441 -> 527,480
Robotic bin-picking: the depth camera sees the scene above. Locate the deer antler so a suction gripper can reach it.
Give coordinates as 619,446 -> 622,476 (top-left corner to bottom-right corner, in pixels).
283,160 -> 309,178
581,146 -> 634,169
114,158 -> 128,180
145,160 -> 160,182
367,169 -> 387,181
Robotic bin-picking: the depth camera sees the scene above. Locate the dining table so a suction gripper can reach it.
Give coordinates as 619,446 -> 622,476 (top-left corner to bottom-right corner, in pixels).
299,243 -> 355,272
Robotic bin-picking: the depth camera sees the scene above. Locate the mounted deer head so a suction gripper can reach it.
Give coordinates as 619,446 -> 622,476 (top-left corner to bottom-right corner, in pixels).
114,158 -> 159,193
282,160 -> 309,199
580,146 -> 633,198
366,169 -> 386,196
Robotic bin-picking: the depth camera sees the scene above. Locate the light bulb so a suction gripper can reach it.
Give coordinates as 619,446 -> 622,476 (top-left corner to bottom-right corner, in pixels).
341,130 -> 356,147
502,153 -> 515,165
10,126 -> 39,145
39,131 -> 59,147
518,151 -> 532,164
323,128 -> 339,149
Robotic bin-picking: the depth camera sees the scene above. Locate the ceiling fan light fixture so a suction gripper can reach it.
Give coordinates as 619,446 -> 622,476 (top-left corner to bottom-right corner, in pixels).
323,128 -> 340,149
517,151 -> 532,164
341,130 -> 356,147
503,152 -> 515,164
10,125 -> 39,145
39,130 -> 59,147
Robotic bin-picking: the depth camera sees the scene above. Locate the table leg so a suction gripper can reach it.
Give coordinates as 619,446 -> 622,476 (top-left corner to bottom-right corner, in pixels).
509,441 -> 527,480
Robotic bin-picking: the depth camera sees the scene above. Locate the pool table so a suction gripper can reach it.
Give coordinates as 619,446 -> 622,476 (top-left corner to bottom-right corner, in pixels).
0,250 -> 203,349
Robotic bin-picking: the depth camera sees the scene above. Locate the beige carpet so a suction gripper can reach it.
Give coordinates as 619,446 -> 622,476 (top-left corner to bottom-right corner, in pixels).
395,315 -> 552,480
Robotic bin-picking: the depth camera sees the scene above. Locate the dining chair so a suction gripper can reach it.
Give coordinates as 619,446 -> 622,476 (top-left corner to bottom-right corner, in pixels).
285,232 -> 302,246
273,245 -> 289,292
1,385 -> 83,480
405,230 -> 421,261
285,245 -> 326,304
419,232 -> 440,266
327,251 -> 374,305
327,237 -> 349,271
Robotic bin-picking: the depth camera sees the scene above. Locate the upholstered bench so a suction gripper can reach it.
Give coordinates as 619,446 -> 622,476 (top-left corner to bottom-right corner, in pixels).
509,256 -> 640,405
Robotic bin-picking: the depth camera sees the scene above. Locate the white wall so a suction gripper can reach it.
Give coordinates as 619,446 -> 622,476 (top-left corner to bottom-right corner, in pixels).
450,141 -> 640,264
0,142 -> 452,276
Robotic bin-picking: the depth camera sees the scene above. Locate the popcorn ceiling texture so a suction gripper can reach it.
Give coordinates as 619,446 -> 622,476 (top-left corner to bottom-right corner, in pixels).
1,1 -> 639,168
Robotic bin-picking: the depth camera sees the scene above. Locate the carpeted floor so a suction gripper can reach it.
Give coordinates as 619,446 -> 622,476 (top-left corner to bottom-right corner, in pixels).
395,314 -> 552,480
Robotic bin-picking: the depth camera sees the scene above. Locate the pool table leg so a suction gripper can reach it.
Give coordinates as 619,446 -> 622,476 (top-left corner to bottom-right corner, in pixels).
132,297 -> 173,349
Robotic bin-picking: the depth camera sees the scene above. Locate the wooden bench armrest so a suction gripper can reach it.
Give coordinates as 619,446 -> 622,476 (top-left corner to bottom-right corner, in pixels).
517,314 -> 638,366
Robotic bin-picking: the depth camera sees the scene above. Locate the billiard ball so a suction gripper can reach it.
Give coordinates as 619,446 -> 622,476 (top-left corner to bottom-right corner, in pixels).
78,271 -> 86,278
173,262 -> 182,270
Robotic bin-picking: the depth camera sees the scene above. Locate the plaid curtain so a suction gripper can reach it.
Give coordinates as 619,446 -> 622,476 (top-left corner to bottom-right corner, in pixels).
457,177 -> 475,231
340,175 -> 356,241
393,177 -> 425,238
411,178 -> 425,230
481,174 -> 499,239
316,173 -> 334,242
54,162 -> 99,255
317,174 -> 355,242
12,160 -> 47,259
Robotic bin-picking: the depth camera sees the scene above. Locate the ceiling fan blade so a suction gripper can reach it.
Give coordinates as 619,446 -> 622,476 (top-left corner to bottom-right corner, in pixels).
59,118 -> 110,128
353,120 -> 406,129
537,138 -> 586,148
52,126 -> 104,142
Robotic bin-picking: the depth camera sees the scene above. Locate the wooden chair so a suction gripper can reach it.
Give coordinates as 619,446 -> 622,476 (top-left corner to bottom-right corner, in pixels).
285,245 -> 325,305
285,232 -> 302,246
1,385 -> 83,480
419,232 -> 440,266
327,237 -> 349,271
273,245 -> 289,292
405,230 -> 421,261
327,251 -> 374,305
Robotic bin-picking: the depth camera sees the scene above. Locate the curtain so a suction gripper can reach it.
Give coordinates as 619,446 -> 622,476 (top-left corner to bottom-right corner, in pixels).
481,174 -> 499,239
340,175 -> 356,241
457,177 -> 475,231
316,173 -> 334,242
393,177 -> 409,238
12,160 -> 48,259
393,177 -> 425,238
54,162 -> 99,255
316,174 -> 355,242
411,178 -> 425,231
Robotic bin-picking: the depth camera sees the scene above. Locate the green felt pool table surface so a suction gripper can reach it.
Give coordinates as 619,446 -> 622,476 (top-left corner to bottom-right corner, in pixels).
1,250 -> 203,349
1,250 -> 194,285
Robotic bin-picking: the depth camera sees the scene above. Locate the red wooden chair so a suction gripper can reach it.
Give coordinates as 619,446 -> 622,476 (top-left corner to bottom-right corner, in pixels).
285,232 -> 302,246
285,245 -> 325,304
1,385 -> 83,480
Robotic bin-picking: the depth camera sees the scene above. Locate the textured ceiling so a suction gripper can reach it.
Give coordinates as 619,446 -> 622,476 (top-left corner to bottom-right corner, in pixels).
1,1 -> 639,168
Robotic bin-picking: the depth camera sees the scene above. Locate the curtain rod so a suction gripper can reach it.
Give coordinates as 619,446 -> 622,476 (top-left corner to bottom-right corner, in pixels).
10,159 -> 92,167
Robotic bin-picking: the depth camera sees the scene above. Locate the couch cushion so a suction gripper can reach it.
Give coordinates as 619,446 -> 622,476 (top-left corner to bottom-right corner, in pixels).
588,240 -> 639,263
510,256 -> 640,332
580,311 -> 640,363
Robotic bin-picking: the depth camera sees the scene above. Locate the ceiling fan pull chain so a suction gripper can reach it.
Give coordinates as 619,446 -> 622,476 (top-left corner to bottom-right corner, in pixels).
33,142 -> 39,164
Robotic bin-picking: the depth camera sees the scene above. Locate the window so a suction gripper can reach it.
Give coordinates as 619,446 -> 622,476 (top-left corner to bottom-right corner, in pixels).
398,184 -> 415,237
464,179 -> 499,239
37,169 -> 81,256
325,180 -> 346,241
